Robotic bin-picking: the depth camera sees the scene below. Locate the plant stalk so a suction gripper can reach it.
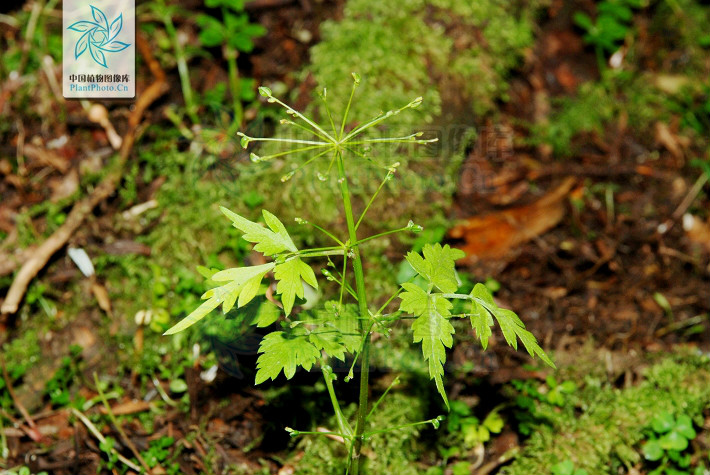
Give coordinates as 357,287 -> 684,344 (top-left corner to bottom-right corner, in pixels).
162,13 -> 199,125
224,43 -> 243,134
336,151 -> 371,475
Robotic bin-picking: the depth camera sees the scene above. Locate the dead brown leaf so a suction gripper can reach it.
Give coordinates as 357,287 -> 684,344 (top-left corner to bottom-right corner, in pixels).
449,178 -> 576,260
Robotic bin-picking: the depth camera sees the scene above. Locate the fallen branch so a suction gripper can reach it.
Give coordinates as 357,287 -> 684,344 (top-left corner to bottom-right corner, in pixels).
1,32 -> 167,315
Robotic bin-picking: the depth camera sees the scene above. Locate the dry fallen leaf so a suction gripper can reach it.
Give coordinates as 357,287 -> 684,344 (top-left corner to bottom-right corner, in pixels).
449,178 -> 576,260
91,281 -> 113,316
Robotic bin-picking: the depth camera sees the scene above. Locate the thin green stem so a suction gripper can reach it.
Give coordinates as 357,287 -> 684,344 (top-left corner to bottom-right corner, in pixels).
339,254 -> 348,309
366,376 -> 400,421
440,293 -> 475,300
281,117 -> 333,143
299,222 -> 345,247
287,429 -> 352,440
319,90 -> 339,138
345,320 -> 376,383
322,366 -> 353,438
239,136 -> 331,146
353,226 -> 410,246
162,12 -> 199,125
355,170 -> 393,230
363,416 -> 444,439
336,151 -> 372,475
224,43 -> 243,134
339,80 -> 360,139
347,136 -> 438,145
293,249 -> 345,259
254,144 -> 334,162
284,146 -> 339,180
374,286 -> 406,319
266,95 -> 336,142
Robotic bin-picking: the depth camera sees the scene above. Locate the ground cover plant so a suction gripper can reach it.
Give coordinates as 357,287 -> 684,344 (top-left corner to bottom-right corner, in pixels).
163,76 -> 554,473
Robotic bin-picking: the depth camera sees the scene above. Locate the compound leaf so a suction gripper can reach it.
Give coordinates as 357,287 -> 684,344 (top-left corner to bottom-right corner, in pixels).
220,206 -> 297,256
255,330 -> 320,384
274,258 -> 318,316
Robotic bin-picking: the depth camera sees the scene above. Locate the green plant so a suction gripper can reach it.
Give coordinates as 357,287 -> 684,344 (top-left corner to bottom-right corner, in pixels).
149,0 -> 200,124
573,0 -> 645,69
642,412 -> 698,475
44,344 -> 83,407
98,436 -> 120,472
502,353 -> 710,475
446,400 -> 504,449
141,436 -> 181,475
0,467 -> 49,475
164,76 -> 553,474
197,0 -> 265,132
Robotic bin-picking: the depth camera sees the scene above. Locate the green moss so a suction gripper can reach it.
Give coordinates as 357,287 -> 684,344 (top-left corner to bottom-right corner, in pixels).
502,351 -> 710,475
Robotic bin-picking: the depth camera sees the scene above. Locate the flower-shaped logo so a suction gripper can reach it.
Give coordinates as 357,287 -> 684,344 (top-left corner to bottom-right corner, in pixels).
67,5 -> 130,68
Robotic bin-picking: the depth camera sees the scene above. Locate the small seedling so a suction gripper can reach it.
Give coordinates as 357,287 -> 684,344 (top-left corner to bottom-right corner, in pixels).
642,412 -> 698,475
197,0 -> 265,130
574,0 -> 645,69
447,400 -> 504,449
166,76 -> 554,473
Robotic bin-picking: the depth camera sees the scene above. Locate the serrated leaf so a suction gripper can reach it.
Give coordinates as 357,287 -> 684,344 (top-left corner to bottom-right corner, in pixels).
401,284 -> 454,408
405,243 -> 464,293
469,300 -> 493,349
211,263 -> 274,311
492,308 -> 555,368
255,330 -> 320,383
399,282 -> 430,315
317,302 -> 361,355
471,283 -> 496,307
309,332 -> 349,361
274,258 -> 318,316
220,206 -> 297,256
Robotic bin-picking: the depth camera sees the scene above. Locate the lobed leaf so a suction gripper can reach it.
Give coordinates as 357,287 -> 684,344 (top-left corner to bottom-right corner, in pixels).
274,257 -> 318,316
220,206 -> 297,256
255,330 -> 320,384
400,284 -> 455,408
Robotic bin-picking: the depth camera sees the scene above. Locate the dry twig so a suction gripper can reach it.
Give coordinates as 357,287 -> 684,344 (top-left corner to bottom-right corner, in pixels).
1,33 -> 167,315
